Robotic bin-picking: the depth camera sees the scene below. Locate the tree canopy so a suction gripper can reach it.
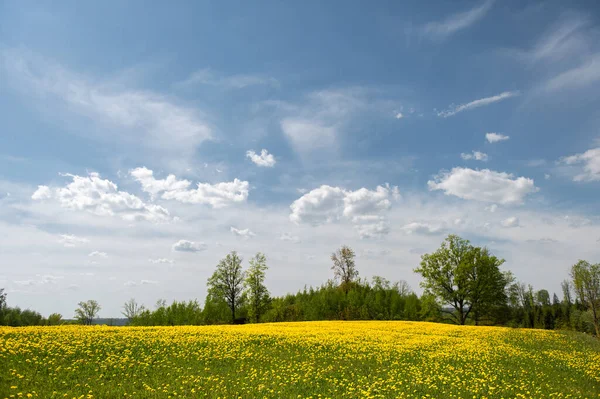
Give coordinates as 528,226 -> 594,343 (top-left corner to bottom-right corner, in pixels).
414,235 -> 507,325
207,251 -> 245,322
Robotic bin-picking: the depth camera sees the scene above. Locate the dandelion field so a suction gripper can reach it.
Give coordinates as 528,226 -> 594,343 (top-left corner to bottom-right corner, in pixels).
1,321 -> 599,399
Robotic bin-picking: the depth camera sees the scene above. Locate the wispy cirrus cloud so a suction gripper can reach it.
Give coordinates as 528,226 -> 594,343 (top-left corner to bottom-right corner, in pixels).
176,68 -> 279,89
422,0 -> 495,41
437,91 -> 519,117
512,15 -> 591,65
543,53 -> 600,92
1,48 -> 212,167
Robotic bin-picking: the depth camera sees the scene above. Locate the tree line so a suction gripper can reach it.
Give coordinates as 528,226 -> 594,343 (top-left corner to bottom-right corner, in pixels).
1,235 -> 598,337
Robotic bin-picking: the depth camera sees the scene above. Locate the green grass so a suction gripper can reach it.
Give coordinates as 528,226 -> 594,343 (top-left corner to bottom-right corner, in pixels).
1,321 -> 599,398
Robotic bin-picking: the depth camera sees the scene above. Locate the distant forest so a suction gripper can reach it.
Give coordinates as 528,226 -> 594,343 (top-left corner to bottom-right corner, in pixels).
1,234 -> 599,337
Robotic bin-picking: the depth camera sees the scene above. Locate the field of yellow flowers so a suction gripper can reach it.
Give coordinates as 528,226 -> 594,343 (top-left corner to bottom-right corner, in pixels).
1,321 -> 599,398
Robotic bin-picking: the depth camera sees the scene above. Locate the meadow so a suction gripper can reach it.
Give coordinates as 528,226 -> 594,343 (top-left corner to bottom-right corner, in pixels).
1,321 -> 599,399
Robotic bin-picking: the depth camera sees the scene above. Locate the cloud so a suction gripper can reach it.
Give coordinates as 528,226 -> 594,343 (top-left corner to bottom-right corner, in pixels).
501,216 -> 520,228
230,227 -> 256,239
564,215 -> 591,228
395,112 -> 404,119
177,68 -> 278,89
422,0 -> 495,41
279,233 -> 301,244
148,258 -> 175,264
485,204 -> 499,213
246,149 -> 276,167
31,185 -> 52,200
58,234 -> 89,247
428,167 -> 538,204
359,249 -> 391,259
437,91 -> 519,117
527,238 -> 559,244
461,151 -> 488,161
124,278 -> 158,287
88,251 -> 107,258
15,275 -> 64,286
543,53 -> 600,92
485,133 -> 510,143
355,220 -> 390,239
281,119 -> 337,155
172,240 -> 207,253
517,16 -> 591,64
278,88 -> 366,156
130,167 -> 249,208
401,222 -> 446,235
289,184 -> 399,238
33,172 -> 171,222
559,147 -> 600,181
2,49 -> 212,164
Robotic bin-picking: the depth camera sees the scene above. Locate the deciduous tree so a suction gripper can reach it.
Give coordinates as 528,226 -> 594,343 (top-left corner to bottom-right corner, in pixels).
331,246 -> 358,293
570,260 -> 600,337
122,298 -> 145,322
208,251 -> 245,323
245,252 -> 270,323
74,300 -> 101,325
414,235 -> 506,325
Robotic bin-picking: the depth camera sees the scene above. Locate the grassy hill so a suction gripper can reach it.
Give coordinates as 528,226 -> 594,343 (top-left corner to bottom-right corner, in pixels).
1,321 -> 599,398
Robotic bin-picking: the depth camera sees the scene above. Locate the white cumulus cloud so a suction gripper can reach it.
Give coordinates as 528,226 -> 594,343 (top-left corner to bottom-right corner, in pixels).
246,149 -> 276,167
428,167 -> 538,204
33,172 -> 171,222
172,240 -> 207,253
486,133 -> 510,143
58,234 -> 89,247
461,151 -> 488,161
130,167 -> 249,208
401,222 -> 446,235
501,216 -> 520,228
279,233 -> 301,243
289,184 -> 399,238
230,227 -> 256,239
559,147 -> 600,181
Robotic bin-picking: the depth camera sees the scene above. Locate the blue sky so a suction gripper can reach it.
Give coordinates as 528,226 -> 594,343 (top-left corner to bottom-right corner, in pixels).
1,0 -> 600,317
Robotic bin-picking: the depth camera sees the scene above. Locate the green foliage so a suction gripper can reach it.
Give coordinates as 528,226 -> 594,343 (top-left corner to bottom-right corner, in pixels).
208,251 -> 245,322
263,277 -> 418,322
2,307 -> 44,326
331,245 -> 358,293
570,260 -> 600,336
245,252 -> 271,323
0,288 -> 6,324
415,235 -> 507,325
122,298 -> 145,322
129,300 -> 203,326
47,313 -> 63,326
74,300 -> 101,325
